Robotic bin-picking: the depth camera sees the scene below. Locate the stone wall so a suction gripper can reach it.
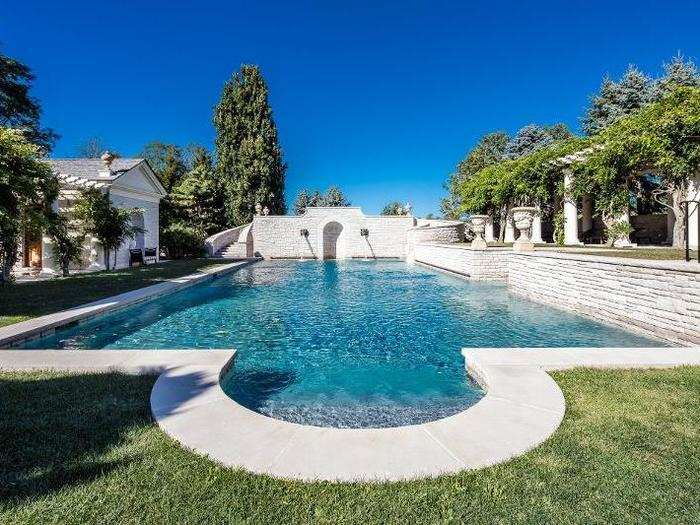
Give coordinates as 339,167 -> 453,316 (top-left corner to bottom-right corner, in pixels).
251,207 -> 415,259
106,193 -> 160,269
412,242 -> 700,345
508,252 -> 700,346
412,243 -> 509,281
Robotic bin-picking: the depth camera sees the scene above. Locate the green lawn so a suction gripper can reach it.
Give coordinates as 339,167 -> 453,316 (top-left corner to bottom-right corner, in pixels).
571,248 -> 699,261
0,259 -> 234,328
0,367 -> 697,524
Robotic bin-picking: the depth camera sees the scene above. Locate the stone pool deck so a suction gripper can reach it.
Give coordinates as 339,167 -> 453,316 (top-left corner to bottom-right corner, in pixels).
1,346 -> 698,482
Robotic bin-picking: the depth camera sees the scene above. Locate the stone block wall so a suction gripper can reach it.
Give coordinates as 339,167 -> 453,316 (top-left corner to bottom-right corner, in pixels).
412,242 -> 700,345
251,207 -> 415,259
412,243 -> 509,281
508,252 -> 700,346
109,193 -> 159,269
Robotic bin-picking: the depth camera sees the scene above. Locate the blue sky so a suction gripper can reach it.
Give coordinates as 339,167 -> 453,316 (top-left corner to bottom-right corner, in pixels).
3,1 -> 699,216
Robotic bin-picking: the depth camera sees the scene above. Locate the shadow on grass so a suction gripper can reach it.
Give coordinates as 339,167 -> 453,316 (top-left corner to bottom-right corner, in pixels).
0,371 -> 159,502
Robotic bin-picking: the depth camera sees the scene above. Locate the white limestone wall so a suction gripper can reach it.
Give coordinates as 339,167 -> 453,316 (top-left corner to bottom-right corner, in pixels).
250,207 -> 415,259
508,252 -> 700,346
108,193 -> 160,269
412,242 -> 700,345
412,243 -> 509,281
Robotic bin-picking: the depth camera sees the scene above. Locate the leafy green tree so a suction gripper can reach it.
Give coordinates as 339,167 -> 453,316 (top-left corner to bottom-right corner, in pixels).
572,86 -> 700,247
0,51 -> 57,151
293,189 -> 310,215
324,186 -> 350,207
214,65 -> 286,225
0,128 -> 58,282
441,132 -> 509,219
73,189 -> 143,270
160,223 -> 204,259
654,54 -> 700,98
583,66 -> 654,135
76,137 -> 118,158
140,141 -> 188,230
292,186 -> 351,214
170,146 -> 226,235
381,201 -> 409,215
505,123 -> 574,159
46,212 -> 84,277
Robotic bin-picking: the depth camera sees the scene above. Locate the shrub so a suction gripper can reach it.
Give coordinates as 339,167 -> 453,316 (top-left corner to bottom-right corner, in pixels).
160,224 -> 205,259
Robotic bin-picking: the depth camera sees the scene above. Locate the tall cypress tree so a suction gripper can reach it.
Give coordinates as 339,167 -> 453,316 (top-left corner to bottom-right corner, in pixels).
214,65 -> 286,226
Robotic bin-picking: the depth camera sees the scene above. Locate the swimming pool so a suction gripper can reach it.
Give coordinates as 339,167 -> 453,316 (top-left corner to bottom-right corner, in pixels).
21,260 -> 663,427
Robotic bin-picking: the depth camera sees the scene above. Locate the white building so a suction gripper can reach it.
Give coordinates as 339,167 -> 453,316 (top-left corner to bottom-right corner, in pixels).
14,153 -> 166,276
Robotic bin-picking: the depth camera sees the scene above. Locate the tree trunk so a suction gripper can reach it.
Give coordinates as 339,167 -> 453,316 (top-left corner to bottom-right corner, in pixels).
670,188 -> 686,248
104,247 -> 111,270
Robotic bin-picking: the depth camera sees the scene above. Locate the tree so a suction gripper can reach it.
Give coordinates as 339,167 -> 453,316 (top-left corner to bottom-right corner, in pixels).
381,201 -> 409,215
141,141 -> 188,230
324,186 -> 351,207
654,54 -> 700,98
170,146 -> 226,235
505,123 -> 574,159
441,132 -> 509,219
214,65 -> 286,226
0,51 -> 57,151
46,212 -> 84,277
293,189 -> 310,215
0,128 -> 58,282
292,186 -> 351,214
76,137 -> 118,158
73,189 -> 143,270
583,66 -> 654,135
573,86 -> 700,247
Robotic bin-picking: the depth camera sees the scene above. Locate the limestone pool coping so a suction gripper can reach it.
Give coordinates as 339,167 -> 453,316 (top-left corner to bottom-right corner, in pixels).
0,260 -> 254,348
2,346 -> 698,482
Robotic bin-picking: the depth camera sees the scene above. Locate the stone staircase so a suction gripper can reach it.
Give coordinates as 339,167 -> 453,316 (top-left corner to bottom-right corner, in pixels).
205,223 -> 253,260
216,242 -> 250,259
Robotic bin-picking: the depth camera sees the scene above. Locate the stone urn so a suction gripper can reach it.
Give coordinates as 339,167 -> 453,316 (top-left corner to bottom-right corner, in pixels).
469,214 -> 490,249
511,206 -> 538,252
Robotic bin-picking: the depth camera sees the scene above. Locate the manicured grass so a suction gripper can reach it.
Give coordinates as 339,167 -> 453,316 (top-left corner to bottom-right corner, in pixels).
572,248 -> 699,261
0,259 -> 234,328
0,367 -> 698,524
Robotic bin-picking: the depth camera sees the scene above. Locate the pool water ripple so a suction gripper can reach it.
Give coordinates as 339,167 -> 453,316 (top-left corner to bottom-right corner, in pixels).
22,260 -> 663,428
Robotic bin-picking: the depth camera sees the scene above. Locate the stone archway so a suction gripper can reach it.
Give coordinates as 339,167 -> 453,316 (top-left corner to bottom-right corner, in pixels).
322,221 -> 344,259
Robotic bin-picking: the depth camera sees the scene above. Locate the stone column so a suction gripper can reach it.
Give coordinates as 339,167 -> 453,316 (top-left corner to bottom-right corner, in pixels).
612,209 -> 636,248
484,216 -> 495,242
504,212 -> 515,243
688,174 -> 699,250
87,235 -> 105,270
39,199 -> 59,277
531,207 -> 544,244
563,170 -> 582,245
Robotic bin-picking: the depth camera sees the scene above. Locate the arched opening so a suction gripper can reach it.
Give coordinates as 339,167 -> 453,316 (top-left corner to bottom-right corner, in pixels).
322,221 -> 343,259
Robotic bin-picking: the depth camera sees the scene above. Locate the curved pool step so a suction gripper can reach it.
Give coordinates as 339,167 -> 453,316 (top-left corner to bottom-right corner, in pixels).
149,352 -> 566,482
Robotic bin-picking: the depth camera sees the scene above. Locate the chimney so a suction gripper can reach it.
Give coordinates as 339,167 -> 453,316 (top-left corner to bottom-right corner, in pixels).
100,151 -> 116,174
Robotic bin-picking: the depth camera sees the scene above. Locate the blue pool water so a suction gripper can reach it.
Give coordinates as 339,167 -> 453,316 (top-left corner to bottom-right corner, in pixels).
21,260 -> 663,428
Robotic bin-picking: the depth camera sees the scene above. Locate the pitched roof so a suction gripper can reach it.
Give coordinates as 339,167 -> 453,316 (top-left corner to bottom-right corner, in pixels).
46,158 -> 145,181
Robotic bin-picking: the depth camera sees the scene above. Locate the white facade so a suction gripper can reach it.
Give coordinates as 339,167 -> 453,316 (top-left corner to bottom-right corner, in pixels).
249,207 -> 416,259
15,157 -> 166,276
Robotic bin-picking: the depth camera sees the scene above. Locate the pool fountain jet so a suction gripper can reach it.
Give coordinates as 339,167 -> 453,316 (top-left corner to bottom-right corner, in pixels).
360,229 -> 370,260
299,229 -> 310,260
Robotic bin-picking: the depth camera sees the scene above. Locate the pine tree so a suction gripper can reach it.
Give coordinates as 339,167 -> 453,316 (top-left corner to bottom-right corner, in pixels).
170,146 -> 226,235
583,65 -> 660,135
214,65 -> 286,226
324,186 -> 351,207
654,54 -> 700,98
293,189 -> 310,215
505,123 -> 573,159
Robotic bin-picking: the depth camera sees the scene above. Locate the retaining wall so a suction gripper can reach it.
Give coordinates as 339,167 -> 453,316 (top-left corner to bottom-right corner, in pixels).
412,242 -> 700,345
